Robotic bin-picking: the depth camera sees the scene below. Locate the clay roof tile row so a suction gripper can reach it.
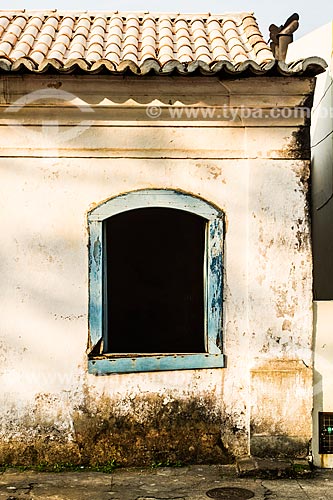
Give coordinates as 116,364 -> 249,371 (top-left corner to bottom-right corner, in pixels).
0,10 -> 326,76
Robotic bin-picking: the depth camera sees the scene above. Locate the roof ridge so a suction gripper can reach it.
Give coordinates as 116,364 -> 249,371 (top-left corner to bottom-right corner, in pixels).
0,9 -> 255,17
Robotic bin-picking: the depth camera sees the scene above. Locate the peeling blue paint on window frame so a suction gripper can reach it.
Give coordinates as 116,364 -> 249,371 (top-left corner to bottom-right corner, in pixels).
87,189 -> 225,374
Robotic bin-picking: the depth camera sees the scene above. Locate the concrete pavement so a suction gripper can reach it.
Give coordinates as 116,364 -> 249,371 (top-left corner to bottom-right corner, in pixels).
0,464 -> 332,499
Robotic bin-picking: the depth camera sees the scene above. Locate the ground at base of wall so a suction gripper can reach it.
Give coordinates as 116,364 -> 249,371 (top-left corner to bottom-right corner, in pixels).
0,464 -> 332,500
0,457 -> 314,479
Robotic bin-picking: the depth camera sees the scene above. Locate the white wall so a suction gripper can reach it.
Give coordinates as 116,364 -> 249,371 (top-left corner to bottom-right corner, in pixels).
0,74 -> 316,464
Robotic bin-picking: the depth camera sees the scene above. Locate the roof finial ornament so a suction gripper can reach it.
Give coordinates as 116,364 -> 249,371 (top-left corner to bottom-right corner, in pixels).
269,13 -> 299,62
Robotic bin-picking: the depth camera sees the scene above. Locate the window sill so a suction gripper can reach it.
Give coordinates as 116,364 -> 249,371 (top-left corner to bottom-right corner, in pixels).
88,353 -> 226,374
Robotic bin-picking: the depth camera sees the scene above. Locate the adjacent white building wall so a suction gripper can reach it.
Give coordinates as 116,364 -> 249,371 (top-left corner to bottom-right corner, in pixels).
313,301 -> 333,468
288,23 -> 333,467
287,22 -> 333,298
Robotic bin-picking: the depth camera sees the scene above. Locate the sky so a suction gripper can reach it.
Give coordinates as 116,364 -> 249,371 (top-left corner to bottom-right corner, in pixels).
1,0 -> 332,41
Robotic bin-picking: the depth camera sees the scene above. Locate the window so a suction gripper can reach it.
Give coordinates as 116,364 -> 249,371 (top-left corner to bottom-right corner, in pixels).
319,412 -> 333,454
88,189 -> 225,374
105,207 -> 205,353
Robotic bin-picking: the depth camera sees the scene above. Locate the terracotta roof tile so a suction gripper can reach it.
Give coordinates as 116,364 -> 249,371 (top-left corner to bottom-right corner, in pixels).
158,46 -> 174,65
45,16 -> 58,28
12,40 -> 31,55
0,9 -> 327,76
67,44 -> 85,58
30,50 -> 45,65
207,18 -> 221,30
159,32 -> 173,44
193,36 -> 208,49
0,41 -> 12,56
39,25 -> 56,40
89,34 -> 104,47
195,45 -> 210,56
0,15 -> 10,26
193,29 -> 207,42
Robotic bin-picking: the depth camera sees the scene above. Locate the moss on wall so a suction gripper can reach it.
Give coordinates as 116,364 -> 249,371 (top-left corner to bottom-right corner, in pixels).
0,393 -> 233,467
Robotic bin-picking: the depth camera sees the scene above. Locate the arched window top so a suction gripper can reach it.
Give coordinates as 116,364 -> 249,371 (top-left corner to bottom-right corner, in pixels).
88,189 -> 222,221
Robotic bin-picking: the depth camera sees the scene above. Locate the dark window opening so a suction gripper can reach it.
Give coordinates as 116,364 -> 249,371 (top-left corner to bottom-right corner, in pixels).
319,412 -> 333,454
104,207 -> 206,354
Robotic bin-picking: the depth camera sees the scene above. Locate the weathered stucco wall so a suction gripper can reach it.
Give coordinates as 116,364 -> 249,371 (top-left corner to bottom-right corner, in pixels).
0,74 -> 315,465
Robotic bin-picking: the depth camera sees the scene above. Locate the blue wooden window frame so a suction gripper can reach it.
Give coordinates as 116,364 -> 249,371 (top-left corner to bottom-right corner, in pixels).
87,189 -> 225,374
